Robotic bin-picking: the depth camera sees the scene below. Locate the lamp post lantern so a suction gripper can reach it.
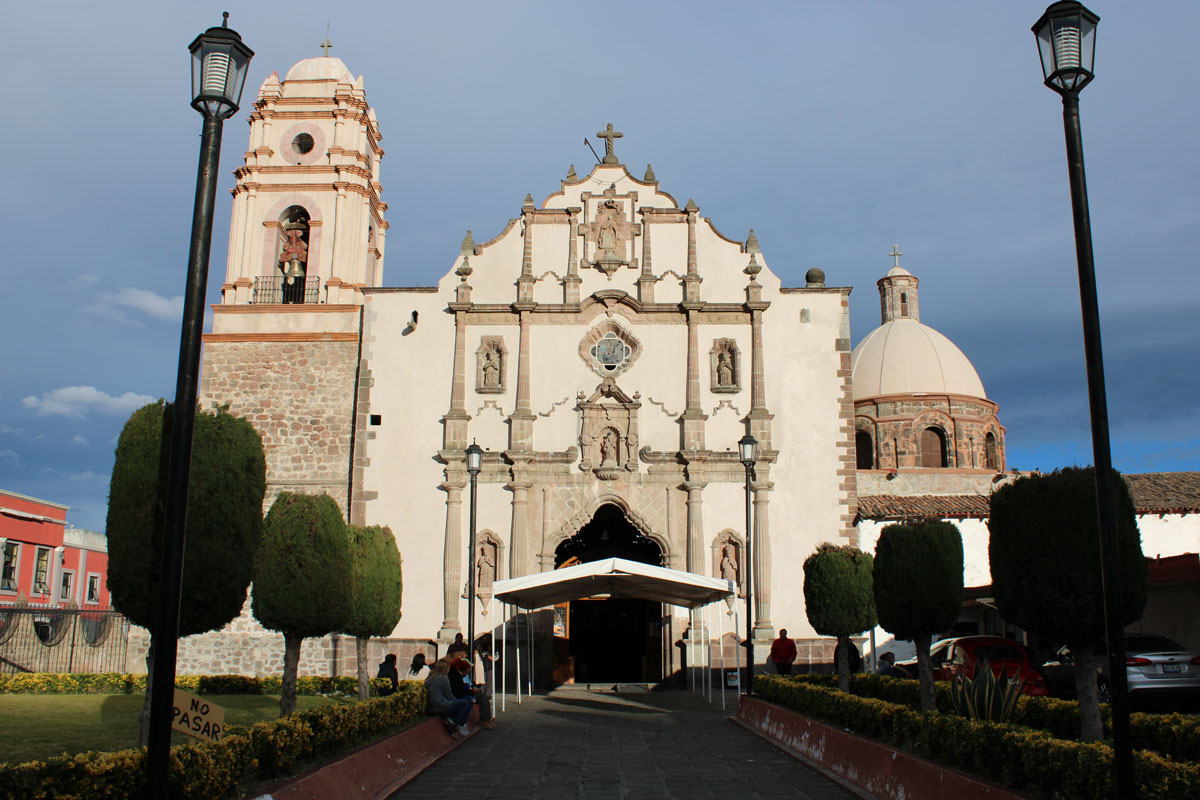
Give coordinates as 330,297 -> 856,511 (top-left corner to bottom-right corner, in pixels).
140,13 -> 252,799
738,433 -> 757,694
1032,4 -> 1134,797
465,442 -> 484,656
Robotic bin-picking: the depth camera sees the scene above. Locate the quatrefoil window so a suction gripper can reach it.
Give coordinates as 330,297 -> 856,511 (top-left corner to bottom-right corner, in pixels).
590,333 -> 631,372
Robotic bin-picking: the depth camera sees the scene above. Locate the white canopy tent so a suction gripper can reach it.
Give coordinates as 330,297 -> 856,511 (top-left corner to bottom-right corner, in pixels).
485,558 -> 738,711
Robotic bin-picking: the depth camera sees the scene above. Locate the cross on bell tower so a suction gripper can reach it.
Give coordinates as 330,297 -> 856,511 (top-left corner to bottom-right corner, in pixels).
596,123 -> 623,164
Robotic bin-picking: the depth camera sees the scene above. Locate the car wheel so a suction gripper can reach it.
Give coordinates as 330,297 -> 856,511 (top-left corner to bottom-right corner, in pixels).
1098,679 -> 1111,704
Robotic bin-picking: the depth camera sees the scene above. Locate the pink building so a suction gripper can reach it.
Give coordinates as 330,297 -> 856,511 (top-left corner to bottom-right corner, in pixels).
0,489 -> 109,609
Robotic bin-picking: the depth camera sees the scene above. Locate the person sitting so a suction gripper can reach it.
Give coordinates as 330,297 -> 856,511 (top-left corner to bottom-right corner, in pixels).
408,652 -> 430,681
450,657 -> 495,730
426,657 -> 473,738
876,651 -> 910,678
376,653 -> 399,696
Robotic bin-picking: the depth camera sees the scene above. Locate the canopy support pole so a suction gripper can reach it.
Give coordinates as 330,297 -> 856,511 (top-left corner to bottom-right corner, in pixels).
720,606 -> 727,711
527,612 -> 534,698
501,602 -> 507,712
515,611 -> 522,704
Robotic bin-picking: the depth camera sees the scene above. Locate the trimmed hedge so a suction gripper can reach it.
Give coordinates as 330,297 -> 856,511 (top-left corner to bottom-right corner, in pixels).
755,675 -> 1200,799
0,672 -> 391,696
0,680 -> 426,799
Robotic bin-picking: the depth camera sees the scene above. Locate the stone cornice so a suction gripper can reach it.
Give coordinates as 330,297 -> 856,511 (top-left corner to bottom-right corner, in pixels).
202,332 -> 359,343
780,286 -> 853,296
211,304 -> 360,315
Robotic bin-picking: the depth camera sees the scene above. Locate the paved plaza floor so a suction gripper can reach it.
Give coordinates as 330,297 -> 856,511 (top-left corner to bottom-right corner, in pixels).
389,686 -> 865,799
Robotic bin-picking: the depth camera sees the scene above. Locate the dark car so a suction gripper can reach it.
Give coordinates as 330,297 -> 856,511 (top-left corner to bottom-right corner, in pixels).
1040,634 -> 1200,708
894,635 -> 1049,695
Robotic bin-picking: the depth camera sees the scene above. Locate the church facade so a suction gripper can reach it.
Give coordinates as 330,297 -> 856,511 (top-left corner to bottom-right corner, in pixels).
182,55 -> 862,680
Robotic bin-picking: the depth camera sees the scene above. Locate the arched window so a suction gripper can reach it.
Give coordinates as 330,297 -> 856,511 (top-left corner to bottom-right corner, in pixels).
855,431 -> 874,469
900,292 -> 908,316
278,206 -> 311,304
985,432 -> 999,471
920,427 -> 948,468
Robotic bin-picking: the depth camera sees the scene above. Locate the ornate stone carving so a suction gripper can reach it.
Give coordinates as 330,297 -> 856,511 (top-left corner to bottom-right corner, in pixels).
579,319 -> 641,379
576,379 -> 641,480
475,336 -> 507,394
712,529 -> 746,608
710,338 -> 742,394
473,531 -> 504,613
580,184 -> 640,278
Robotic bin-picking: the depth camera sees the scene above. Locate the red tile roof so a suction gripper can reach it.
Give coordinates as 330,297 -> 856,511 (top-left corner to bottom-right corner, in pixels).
856,472 -> 1200,521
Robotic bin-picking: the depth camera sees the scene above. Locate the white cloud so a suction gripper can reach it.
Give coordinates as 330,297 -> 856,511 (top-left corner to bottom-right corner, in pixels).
0,449 -> 19,466
66,470 -> 106,484
21,386 -> 154,419
83,288 -> 183,325
69,273 -> 100,290
0,425 -> 24,436
72,435 -> 89,447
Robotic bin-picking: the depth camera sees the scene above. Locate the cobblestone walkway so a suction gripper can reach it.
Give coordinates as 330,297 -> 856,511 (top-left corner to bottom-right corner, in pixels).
389,686 -> 862,799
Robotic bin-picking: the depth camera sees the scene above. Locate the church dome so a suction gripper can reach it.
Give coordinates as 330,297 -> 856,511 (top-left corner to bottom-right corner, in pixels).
852,318 -> 986,399
284,56 -> 354,83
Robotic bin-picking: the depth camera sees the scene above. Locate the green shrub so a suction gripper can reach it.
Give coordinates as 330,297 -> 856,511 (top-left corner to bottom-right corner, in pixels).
948,660 -> 1024,723
0,682 -> 426,799
0,673 -> 392,697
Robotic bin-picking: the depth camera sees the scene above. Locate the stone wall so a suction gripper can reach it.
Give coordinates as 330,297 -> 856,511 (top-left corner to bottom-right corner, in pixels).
199,339 -> 359,512
855,394 -> 1004,472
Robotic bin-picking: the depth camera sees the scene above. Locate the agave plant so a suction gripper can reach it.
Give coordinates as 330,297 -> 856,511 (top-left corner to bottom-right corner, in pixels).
948,659 -> 1026,722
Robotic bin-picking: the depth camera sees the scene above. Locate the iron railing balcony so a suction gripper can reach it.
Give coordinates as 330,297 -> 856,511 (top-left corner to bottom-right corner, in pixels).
252,275 -> 320,304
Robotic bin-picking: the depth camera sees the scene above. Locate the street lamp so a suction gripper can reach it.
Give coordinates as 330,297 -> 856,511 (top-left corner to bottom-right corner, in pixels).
1032,4 -> 1134,797
465,441 -> 484,658
738,433 -> 757,694
141,13 -> 252,799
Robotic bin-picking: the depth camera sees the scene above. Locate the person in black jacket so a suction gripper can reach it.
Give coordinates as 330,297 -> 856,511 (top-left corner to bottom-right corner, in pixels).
449,657 -> 494,729
376,653 -> 399,696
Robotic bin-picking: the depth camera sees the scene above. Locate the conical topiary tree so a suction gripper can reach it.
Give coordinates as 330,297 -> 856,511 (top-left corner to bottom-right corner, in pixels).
803,543 -> 876,692
990,467 -> 1148,741
106,400 -> 265,744
253,492 -> 351,717
873,521 -> 964,712
340,525 -> 403,699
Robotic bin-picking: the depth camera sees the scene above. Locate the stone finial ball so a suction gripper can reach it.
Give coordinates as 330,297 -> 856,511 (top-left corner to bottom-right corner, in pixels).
805,267 -> 826,287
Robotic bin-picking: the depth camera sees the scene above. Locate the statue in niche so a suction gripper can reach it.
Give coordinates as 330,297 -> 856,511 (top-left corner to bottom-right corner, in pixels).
717,350 -> 734,386
482,349 -> 500,389
476,542 -> 496,594
720,543 -> 739,583
597,202 -> 619,252
600,427 -> 620,465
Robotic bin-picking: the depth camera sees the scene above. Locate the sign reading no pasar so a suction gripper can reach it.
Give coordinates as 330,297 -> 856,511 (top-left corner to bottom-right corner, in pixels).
172,689 -> 225,743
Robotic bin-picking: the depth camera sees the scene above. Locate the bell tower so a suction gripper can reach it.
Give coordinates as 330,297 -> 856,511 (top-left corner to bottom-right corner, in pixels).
877,244 -> 919,323
220,54 -> 386,306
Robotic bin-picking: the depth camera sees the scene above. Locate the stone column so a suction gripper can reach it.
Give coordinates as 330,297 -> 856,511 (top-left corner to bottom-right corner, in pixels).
508,481 -> 532,577
684,482 -> 706,574
746,302 -> 774,450
442,310 -> 470,450
637,211 -> 655,303
564,208 -> 581,304
680,308 -> 707,451
439,482 -> 465,640
752,481 -> 773,637
329,178 -> 348,303
683,199 -> 702,303
508,308 -> 535,451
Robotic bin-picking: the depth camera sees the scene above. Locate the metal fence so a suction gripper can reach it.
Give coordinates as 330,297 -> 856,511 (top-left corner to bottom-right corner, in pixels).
0,607 -> 130,674
252,275 -> 320,304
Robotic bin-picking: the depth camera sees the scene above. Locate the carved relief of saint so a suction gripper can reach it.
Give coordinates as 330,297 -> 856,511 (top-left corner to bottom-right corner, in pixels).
597,202 -> 619,252
717,350 -> 734,386
482,349 -> 500,388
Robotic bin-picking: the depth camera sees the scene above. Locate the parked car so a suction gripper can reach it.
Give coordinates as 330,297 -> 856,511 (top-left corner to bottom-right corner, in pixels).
1040,634 -> 1200,708
894,636 -> 1049,695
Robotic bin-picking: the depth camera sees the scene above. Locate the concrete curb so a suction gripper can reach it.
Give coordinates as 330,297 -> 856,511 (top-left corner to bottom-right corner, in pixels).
735,696 -> 1029,800
262,710 -> 478,800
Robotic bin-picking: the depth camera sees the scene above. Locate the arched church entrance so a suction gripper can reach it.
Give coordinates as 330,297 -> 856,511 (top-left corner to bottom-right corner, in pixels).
553,503 -> 664,685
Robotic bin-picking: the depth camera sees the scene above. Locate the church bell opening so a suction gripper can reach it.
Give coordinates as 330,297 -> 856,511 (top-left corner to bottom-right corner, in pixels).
553,504 -> 664,684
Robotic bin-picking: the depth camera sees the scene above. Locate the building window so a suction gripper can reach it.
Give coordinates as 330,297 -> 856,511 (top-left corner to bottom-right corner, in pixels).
33,547 -> 51,595
1,542 -> 18,591
985,432 -> 999,471
86,574 -> 101,604
278,205 -> 311,305
60,570 -> 74,602
920,427 -> 948,468
855,431 -> 874,469
900,292 -> 908,316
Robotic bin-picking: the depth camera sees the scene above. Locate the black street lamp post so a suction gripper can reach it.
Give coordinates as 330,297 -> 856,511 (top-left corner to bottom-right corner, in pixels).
1032,3 -> 1133,797
140,13 -> 252,799
465,442 -> 484,656
739,433 -> 757,694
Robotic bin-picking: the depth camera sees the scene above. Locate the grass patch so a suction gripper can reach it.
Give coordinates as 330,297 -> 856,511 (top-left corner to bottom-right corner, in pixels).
0,693 -> 359,766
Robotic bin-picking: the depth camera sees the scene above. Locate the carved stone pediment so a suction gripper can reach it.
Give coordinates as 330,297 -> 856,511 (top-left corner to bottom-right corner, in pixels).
580,185 -> 640,278
577,379 -> 642,479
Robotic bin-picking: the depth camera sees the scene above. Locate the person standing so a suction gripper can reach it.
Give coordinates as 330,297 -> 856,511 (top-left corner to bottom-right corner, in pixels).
769,629 -> 798,676
376,653 -> 399,696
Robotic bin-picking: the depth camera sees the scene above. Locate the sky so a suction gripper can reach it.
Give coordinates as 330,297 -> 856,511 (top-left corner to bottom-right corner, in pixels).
2,2 -> 1198,533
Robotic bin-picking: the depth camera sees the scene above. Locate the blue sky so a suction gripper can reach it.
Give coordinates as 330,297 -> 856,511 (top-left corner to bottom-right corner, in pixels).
2,2 -> 1198,532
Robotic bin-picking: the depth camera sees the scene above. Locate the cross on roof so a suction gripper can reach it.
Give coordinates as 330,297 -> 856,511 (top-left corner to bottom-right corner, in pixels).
889,244 -> 903,268
596,123 -> 623,164
320,31 -> 333,57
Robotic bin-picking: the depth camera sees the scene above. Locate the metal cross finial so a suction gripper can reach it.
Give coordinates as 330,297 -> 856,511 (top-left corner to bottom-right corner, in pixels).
596,123 -> 623,164
321,24 -> 333,56
889,244 -> 903,268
